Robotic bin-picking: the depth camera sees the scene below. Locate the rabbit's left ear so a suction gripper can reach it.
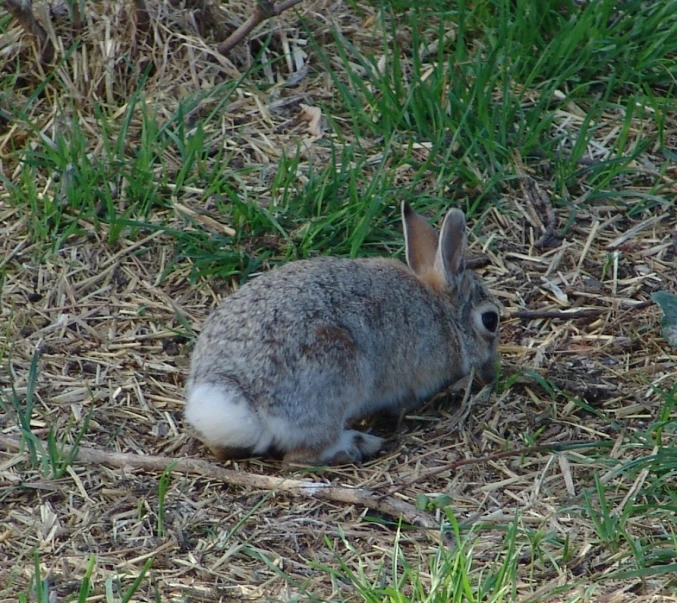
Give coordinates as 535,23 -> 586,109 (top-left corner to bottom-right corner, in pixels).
434,209 -> 467,283
401,202 -> 438,276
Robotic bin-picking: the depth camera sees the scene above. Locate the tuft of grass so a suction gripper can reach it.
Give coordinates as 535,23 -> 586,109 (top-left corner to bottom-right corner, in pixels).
5,77 -> 244,250
2,348 -> 91,479
17,551 -> 151,603
156,461 -> 177,538
311,0 -> 677,216
571,384 -> 677,579
3,348 -> 41,468
43,408 -> 92,479
270,512 -> 525,602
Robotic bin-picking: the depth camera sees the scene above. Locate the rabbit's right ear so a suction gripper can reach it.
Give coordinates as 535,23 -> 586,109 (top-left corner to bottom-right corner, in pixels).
402,202 -> 438,276
434,209 -> 467,281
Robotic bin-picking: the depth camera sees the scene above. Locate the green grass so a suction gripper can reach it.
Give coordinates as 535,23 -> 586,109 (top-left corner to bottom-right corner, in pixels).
263,511 -> 566,602
321,515 -> 521,603
315,0 -> 676,208
4,0 -> 676,279
294,394 -> 677,602
16,552 -> 152,603
0,348 -> 91,479
569,385 -> 677,580
156,461 -> 176,538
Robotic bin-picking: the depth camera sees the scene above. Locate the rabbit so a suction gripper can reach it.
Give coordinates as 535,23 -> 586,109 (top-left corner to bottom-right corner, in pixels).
184,202 -> 500,466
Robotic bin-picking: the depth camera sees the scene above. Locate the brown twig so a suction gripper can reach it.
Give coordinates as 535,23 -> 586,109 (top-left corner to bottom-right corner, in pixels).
0,435 -> 441,537
510,370 -> 618,399
465,253 -> 492,270
512,308 -> 606,320
3,0 -> 54,61
514,298 -> 655,322
512,153 -> 559,249
3,0 -> 47,44
217,0 -> 305,55
132,0 -> 151,37
69,0 -> 82,34
521,177 -> 559,249
381,440 -> 605,499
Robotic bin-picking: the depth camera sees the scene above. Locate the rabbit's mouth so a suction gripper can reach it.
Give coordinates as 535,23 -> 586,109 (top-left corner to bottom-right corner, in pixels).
449,359 -> 499,392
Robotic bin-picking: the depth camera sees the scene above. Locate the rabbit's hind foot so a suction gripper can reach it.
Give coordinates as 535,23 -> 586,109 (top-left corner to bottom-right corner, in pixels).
208,444 -> 255,461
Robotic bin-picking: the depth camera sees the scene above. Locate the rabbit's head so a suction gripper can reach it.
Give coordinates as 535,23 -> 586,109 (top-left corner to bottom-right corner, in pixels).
402,202 -> 500,385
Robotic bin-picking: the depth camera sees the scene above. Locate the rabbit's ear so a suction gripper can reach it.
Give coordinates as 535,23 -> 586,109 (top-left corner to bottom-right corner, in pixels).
402,202 -> 439,275
435,209 -> 467,280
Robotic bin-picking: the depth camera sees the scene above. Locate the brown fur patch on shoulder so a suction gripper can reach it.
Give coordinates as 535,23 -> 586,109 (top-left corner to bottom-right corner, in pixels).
314,324 -> 357,351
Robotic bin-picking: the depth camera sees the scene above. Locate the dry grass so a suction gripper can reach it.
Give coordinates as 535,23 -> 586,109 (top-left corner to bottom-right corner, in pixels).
1,0 -> 677,601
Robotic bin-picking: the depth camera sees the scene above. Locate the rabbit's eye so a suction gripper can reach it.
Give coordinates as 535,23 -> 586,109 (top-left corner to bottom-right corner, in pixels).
481,311 -> 499,333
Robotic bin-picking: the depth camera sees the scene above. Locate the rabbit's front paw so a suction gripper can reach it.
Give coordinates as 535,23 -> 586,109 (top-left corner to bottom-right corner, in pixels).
283,430 -> 384,467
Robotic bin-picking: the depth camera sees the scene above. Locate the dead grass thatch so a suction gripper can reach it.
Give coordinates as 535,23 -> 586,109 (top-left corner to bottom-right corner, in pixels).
1,0 -> 677,600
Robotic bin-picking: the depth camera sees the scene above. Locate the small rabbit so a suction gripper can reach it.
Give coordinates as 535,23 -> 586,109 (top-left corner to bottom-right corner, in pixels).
185,202 -> 499,465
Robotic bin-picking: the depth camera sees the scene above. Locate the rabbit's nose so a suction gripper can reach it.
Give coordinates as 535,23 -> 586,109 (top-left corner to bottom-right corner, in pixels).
475,358 -> 499,386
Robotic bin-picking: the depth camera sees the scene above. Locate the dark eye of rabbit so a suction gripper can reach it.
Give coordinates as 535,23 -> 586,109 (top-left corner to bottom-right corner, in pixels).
481,311 -> 499,333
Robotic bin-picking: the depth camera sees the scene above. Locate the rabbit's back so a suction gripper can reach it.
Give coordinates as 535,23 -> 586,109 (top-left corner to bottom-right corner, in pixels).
189,257 -> 465,412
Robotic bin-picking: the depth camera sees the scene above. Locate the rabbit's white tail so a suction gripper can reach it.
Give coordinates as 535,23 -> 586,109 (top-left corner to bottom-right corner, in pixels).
185,383 -> 274,453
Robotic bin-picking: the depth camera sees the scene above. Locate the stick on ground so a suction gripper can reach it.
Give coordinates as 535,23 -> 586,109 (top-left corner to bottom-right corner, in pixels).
3,0 -> 54,61
0,435 -> 441,537
217,0 -> 304,55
